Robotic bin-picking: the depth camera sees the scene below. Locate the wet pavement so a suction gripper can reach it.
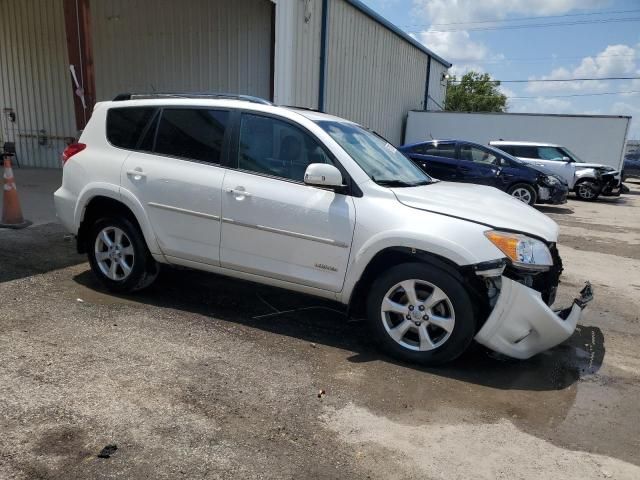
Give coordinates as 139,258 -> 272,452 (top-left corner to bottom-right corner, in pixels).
0,180 -> 639,479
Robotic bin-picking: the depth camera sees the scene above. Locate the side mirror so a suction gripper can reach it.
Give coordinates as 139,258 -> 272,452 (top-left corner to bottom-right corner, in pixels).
562,156 -> 572,162
304,163 -> 344,189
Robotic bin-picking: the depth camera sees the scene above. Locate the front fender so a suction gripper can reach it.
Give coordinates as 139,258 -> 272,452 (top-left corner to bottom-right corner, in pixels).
340,223 -> 504,303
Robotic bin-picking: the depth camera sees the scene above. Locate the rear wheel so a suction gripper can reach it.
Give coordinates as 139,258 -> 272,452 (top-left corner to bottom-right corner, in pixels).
507,183 -> 537,205
574,179 -> 600,201
88,216 -> 158,293
366,263 -> 476,365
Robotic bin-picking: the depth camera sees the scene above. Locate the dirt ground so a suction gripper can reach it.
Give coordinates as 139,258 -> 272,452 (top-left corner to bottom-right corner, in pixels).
1,171 -> 639,479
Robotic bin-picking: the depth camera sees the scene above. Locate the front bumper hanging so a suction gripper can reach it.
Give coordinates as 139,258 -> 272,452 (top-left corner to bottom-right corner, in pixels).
474,278 -> 593,360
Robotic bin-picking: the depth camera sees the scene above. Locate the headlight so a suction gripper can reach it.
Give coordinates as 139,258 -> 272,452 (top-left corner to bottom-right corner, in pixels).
540,175 -> 561,187
484,230 -> 553,271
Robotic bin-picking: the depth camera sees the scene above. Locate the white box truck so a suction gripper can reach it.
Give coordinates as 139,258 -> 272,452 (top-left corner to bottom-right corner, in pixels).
404,111 -> 631,172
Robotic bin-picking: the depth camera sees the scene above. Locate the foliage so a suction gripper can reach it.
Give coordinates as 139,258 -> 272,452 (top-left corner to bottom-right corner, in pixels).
444,71 -> 507,112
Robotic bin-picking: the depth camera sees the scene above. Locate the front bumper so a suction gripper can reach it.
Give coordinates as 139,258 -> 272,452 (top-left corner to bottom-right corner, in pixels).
474,277 -> 593,359
536,184 -> 568,204
600,174 -> 622,196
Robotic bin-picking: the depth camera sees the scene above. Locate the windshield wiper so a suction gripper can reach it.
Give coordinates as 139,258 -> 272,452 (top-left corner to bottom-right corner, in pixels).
374,178 -> 432,187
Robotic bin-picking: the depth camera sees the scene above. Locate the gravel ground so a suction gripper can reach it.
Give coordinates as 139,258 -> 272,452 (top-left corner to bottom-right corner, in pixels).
0,176 -> 639,479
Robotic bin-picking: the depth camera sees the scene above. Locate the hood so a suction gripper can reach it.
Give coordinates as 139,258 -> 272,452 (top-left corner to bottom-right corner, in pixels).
392,182 -> 559,242
574,162 -> 615,171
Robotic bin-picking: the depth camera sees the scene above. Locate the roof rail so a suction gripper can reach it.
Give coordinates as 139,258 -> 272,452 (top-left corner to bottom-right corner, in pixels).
112,92 -> 273,105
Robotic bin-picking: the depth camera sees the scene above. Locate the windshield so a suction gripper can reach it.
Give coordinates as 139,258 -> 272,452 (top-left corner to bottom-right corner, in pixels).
560,147 -> 584,163
317,120 -> 432,187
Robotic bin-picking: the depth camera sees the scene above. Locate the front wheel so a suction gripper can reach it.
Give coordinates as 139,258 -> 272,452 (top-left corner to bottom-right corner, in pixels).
88,216 -> 159,293
366,263 -> 476,365
507,183 -> 537,206
574,179 -> 600,201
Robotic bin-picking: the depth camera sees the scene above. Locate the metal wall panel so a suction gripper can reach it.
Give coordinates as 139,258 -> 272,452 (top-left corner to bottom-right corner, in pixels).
426,60 -> 448,110
325,0 -> 429,145
0,0 -> 77,168
290,0 -> 322,109
90,0 -> 274,102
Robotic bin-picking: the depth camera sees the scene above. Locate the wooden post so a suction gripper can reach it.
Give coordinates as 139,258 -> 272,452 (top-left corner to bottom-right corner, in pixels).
63,0 -> 95,131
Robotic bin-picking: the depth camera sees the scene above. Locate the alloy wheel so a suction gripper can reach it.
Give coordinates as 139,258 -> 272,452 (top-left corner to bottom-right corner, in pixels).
578,182 -> 597,200
380,279 -> 455,351
511,187 -> 532,204
94,226 -> 135,281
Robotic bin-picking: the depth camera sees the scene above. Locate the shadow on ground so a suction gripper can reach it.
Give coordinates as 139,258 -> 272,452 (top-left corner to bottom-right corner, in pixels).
536,205 -> 574,215
73,265 -> 605,393
0,223 -> 84,283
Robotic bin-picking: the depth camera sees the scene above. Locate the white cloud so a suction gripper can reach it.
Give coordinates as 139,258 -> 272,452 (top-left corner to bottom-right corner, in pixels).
510,97 -> 574,114
409,0 -> 607,74
526,44 -> 637,93
415,30 -> 488,63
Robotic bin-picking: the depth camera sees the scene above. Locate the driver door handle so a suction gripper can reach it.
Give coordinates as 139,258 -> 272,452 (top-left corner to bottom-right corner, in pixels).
226,188 -> 252,197
126,169 -> 147,179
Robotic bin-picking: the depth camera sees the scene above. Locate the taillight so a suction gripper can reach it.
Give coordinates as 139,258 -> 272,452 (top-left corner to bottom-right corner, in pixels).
62,143 -> 86,165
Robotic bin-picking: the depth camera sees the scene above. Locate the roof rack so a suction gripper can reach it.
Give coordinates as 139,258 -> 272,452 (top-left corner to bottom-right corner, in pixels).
112,92 -> 272,105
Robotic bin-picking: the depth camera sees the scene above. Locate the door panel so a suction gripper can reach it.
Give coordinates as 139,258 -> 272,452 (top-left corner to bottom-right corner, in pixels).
457,144 -> 501,186
220,112 -> 355,292
122,152 -> 226,265
411,155 -> 460,181
220,171 -> 355,291
120,107 -> 231,265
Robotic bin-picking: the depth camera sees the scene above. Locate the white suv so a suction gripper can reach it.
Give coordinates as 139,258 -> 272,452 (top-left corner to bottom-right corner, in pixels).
55,94 -> 592,365
490,140 -> 622,201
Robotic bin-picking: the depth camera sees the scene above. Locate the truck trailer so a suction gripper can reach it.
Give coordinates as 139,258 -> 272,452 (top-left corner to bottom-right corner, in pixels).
404,111 -> 631,172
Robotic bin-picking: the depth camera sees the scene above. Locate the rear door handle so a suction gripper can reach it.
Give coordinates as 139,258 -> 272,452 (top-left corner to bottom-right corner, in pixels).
535,163 -> 545,167
126,168 -> 146,179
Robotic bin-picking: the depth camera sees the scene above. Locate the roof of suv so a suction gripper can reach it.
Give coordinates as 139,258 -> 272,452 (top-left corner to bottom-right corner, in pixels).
490,141 -> 562,148
99,97 -> 352,124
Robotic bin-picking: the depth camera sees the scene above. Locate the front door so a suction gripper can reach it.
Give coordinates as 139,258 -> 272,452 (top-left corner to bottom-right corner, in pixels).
457,144 -> 501,186
220,112 -> 356,292
121,107 -> 231,265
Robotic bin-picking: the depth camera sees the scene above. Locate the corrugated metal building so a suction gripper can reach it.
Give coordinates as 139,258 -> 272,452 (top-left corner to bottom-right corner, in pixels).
0,0 -> 450,168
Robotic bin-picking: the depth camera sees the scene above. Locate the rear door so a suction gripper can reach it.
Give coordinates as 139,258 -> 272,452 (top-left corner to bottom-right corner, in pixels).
406,142 -> 460,181
456,144 -> 501,186
121,107 -> 231,265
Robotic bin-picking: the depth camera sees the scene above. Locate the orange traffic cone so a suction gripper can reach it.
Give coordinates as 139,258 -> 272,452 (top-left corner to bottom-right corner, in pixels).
1,155 -> 31,229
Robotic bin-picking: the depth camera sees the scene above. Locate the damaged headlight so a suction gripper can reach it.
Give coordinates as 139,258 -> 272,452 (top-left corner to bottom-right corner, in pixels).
541,175 -> 562,187
484,231 -> 553,271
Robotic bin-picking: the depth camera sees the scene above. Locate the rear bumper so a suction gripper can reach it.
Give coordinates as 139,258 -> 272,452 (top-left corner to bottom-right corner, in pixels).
53,186 -> 77,234
474,277 -> 592,359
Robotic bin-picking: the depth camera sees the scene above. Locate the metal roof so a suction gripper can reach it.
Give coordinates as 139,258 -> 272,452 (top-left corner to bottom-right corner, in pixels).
345,0 -> 452,68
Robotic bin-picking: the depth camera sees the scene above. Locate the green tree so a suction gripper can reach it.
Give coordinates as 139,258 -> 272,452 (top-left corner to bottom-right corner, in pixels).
444,71 -> 507,112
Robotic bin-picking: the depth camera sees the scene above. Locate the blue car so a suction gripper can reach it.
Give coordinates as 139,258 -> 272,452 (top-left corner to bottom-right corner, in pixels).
399,140 -> 568,206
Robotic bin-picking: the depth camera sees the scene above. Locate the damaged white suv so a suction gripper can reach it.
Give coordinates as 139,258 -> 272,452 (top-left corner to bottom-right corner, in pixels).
55,94 -> 592,365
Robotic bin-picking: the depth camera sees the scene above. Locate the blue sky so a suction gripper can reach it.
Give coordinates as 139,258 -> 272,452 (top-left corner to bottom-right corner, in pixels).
362,0 -> 640,139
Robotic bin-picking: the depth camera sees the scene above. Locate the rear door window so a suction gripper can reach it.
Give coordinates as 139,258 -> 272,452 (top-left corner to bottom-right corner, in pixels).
154,108 -> 229,164
416,143 -> 456,158
107,107 -> 157,149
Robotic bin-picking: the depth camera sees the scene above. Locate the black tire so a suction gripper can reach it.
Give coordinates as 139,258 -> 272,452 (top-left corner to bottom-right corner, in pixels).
87,216 -> 159,293
507,183 -> 537,206
574,179 -> 600,201
366,262 -> 476,365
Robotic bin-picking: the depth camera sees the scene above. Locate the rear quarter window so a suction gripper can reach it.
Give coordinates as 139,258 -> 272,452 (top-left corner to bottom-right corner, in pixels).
106,107 -> 157,149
